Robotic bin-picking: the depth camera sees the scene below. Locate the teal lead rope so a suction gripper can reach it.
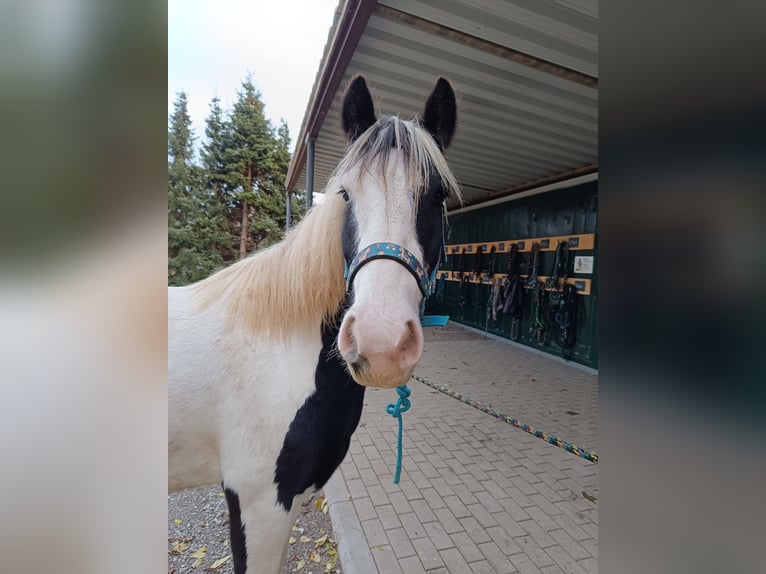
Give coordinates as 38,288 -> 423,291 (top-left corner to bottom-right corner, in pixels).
385,385 -> 411,484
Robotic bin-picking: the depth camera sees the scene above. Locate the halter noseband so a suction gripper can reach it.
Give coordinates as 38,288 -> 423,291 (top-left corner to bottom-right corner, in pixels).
345,243 -> 436,299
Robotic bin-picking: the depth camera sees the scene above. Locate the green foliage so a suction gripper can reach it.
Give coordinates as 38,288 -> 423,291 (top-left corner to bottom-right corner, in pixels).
168,76 -> 304,285
168,91 -> 231,285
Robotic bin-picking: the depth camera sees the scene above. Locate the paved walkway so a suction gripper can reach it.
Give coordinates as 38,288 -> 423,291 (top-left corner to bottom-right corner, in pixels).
325,324 -> 598,574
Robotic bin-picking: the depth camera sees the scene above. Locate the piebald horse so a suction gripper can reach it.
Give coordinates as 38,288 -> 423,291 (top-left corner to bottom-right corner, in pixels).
168,76 -> 459,573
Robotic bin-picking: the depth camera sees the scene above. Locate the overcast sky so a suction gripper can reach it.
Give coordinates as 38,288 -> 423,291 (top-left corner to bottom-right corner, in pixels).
168,0 -> 340,154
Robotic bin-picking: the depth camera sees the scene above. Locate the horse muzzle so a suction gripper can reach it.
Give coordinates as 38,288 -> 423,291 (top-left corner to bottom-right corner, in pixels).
337,311 -> 423,388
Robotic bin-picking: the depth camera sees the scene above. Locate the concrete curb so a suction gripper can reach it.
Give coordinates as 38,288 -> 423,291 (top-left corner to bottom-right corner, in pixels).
323,469 -> 378,574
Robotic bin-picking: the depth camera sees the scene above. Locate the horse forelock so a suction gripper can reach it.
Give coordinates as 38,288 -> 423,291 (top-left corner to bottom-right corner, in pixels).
329,115 -> 461,208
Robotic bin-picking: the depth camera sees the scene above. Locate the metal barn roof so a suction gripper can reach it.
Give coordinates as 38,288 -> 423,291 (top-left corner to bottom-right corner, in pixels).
286,0 -> 597,208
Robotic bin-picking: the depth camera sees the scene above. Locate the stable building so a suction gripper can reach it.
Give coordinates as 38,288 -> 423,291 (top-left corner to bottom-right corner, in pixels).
286,0 -> 598,368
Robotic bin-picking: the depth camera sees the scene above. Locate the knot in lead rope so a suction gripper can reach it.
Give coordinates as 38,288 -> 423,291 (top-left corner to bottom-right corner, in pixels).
385,384 -> 411,484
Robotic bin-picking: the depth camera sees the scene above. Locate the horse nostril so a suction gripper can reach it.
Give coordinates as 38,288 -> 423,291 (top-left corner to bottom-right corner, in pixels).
398,320 -> 417,353
339,315 -> 357,359
397,320 -> 423,368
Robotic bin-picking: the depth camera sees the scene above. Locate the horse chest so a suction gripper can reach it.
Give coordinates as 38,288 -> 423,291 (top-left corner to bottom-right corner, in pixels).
274,322 -> 366,511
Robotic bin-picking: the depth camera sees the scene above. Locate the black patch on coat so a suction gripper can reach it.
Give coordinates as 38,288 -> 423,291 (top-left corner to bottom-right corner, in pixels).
274,311 -> 365,512
416,169 -> 448,275
223,485 -> 248,574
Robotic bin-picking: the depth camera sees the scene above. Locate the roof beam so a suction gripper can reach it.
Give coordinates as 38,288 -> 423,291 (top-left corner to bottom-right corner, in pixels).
285,0 -> 377,193
375,4 -> 597,89
461,164 -> 598,208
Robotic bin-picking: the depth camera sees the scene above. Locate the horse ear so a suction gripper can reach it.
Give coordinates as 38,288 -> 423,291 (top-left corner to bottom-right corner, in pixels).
421,78 -> 457,150
342,75 -> 377,143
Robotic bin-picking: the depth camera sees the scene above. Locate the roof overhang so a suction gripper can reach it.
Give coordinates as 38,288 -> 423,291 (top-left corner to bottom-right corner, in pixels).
286,0 -> 598,209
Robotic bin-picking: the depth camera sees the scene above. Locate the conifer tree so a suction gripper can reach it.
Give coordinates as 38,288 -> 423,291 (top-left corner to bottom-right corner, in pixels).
225,76 -> 273,257
168,92 -> 228,284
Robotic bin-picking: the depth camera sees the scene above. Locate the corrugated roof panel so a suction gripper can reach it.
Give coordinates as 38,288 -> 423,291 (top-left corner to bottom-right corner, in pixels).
291,0 -> 597,208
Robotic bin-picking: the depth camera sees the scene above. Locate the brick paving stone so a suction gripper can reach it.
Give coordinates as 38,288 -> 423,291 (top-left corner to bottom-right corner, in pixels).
494,508 -> 527,538
578,556 -> 598,574
441,495 -> 471,519
398,555 -> 427,574
361,517 -> 389,549
412,536 -> 446,570
516,536 -> 556,569
509,553 -> 544,574
410,499 -> 438,524
360,467 -> 380,487
449,531 -> 484,563
475,490 -> 505,514
433,507 -> 462,534
483,478 -> 511,501
459,516 -> 492,544
424,521 -> 454,551
347,477 -> 367,499
353,496 -> 376,522
551,512 -> 590,542
386,527 -> 417,559
547,528 -> 591,561
430,476 -> 456,495
545,545 -> 589,574
519,519 -> 557,549
541,565 -> 566,574
439,547 -> 473,574
388,491 -> 414,515
368,484 -> 390,506
372,545 -> 404,574
477,541 -> 517,574
526,505 -> 561,532
506,485 -> 535,508
468,560 -> 500,574
486,525 -> 523,556
421,487 -> 447,510
466,502 -> 500,528
399,512 -> 427,540
377,504 -> 402,530
499,496 -> 532,523
451,483 -> 480,505
579,536 -> 598,559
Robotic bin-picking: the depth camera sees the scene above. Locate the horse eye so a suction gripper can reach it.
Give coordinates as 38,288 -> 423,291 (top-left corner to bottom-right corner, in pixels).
339,188 -> 349,202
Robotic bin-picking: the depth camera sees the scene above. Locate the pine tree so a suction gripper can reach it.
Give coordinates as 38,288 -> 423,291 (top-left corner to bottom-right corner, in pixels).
201,95 -> 235,260
224,76 -> 274,257
168,92 -> 228,285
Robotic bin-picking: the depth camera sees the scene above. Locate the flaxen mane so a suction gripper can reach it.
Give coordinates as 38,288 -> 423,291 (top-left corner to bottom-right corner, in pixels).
192,114 -> 460,335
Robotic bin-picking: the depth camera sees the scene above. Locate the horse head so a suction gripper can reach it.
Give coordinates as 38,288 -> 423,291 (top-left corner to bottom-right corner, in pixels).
335,75 -> 459,388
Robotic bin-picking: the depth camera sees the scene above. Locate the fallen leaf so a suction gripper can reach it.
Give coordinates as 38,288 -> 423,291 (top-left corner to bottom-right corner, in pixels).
288,536 -> 297,545
210,555 -> 232,570
291,525 -> 301,532
216,492 -> 225,497
299,535 -> 311,543
190,546 -> 207,568
170,541 -> 188,554
322,503 -> 329,514
314,534 -> 328,547
314,497 -> 325,511
173,519 -> 182,525
327,549 -> 337,557
296,559 -> 305,571
308,551 -> 321,563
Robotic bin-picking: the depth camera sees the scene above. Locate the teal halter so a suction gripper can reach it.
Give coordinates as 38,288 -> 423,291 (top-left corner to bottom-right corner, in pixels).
345,242 -> 436,299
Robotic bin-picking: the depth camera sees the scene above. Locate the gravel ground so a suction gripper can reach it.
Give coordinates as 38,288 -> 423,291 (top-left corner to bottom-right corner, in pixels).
168,485 -> 341,574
